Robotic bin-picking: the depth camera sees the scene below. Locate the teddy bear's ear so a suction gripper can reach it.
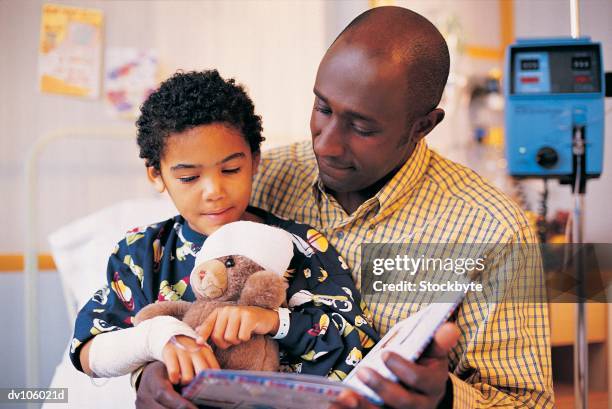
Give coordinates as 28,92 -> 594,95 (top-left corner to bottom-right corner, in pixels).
239,270 -> 287,309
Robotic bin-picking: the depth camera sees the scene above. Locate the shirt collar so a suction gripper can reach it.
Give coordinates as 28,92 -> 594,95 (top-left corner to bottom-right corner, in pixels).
311,139 -> 431,216
180,217 -> 207,249
375,139 -> 431,212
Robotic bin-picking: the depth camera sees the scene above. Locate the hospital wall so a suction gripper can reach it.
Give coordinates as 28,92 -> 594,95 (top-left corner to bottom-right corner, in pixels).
2,0 -> 610,255
0,0 -> 329,254
0,0 -> 611,392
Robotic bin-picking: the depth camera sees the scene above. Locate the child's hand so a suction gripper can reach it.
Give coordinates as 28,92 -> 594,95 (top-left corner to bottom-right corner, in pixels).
195,306 -> 280,349
162,334 -> 220,385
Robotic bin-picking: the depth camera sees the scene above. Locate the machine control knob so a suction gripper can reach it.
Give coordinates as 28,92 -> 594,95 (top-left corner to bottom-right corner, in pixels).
536,147 -> 559,169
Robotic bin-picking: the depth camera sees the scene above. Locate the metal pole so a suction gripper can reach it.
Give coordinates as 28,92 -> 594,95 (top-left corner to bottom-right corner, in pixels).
24,146 -> 40,392
572,123 -> 588,409
570,0 -> 581,39
569,1 -> 588,407
573,193 -> 588,409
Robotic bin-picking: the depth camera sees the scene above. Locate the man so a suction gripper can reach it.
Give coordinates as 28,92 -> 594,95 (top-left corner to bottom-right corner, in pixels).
136,6 -> 553,408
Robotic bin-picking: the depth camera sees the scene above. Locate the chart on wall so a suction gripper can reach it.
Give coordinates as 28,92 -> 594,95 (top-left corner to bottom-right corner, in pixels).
38,3 -> 103,98
104,47 -> 158,119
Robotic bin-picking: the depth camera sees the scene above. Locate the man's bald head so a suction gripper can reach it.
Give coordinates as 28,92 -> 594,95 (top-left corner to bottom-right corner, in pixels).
330,6 -> 450,115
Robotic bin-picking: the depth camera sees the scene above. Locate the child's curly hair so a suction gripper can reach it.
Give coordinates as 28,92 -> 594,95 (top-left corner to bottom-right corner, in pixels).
136,70 -> 264,171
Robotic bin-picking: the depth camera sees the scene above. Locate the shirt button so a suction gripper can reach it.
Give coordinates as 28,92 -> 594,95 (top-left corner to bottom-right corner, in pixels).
369,224 -> 376,231
336,231 -> 344,239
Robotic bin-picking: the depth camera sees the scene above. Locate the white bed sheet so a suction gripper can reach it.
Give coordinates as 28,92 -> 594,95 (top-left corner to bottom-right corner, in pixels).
44,197 -> 176,409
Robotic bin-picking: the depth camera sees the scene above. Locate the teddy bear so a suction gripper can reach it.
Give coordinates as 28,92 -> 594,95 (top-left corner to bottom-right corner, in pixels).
133,220 -> 294,371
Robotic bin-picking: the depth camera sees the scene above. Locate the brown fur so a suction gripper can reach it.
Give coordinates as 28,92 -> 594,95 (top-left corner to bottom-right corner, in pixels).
134,255 -> 287,371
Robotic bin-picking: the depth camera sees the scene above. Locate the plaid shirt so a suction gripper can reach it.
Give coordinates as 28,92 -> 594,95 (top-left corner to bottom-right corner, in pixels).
251,139 -> 553,408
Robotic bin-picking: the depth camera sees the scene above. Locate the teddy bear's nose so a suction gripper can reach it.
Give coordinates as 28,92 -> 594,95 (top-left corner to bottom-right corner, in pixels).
193,259 -> 228,298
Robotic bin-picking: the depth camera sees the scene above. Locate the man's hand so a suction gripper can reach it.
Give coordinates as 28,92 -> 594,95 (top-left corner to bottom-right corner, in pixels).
162,335 -> 220,385
331,323 -> 460,409
195,305 -> 280,349
135,361 -> 197,409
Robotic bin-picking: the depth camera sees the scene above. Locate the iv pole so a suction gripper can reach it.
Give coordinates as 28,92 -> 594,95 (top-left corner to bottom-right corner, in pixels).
569,1 -> 588,408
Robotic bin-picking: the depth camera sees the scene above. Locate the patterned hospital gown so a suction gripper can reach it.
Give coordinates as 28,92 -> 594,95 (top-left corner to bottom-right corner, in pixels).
69,207 -> 379,380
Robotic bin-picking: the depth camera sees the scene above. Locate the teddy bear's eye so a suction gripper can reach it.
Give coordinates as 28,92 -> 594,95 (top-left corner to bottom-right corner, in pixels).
224,257 -> 235,268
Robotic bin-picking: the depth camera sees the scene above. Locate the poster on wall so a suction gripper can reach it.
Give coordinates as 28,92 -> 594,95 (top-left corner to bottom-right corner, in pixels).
104,47 -> 158,119
38,3 -> 103,98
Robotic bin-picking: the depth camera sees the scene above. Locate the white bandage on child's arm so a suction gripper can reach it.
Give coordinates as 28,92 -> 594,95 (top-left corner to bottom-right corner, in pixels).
88,315 -> 198,378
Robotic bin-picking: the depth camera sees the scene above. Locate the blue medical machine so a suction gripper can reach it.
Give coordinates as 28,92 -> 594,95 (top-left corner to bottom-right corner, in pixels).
505,37 -> 605,191
505,35 -> 609,409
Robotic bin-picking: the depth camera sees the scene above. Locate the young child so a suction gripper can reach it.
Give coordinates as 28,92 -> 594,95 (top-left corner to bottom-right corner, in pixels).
69,70 -> 378,387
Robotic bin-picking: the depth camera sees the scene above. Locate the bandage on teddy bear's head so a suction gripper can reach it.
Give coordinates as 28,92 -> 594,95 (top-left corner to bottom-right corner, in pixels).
189,221 -> 294,301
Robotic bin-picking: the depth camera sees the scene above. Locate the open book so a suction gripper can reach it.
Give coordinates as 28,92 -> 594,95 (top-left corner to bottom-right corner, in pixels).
182,295 -> 464,408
